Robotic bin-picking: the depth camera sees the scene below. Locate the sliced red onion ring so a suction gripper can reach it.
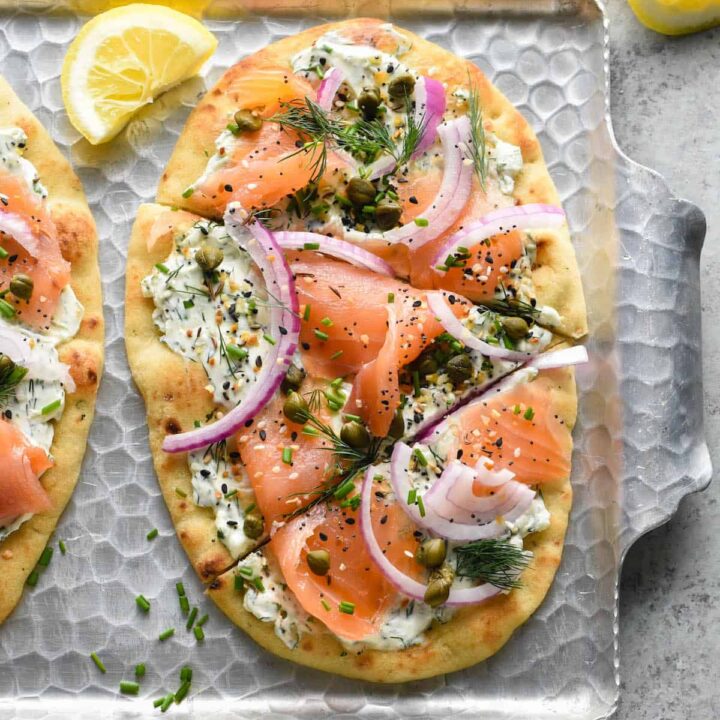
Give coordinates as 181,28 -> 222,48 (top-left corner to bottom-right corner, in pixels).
388,442 -> 508,541
432,204 -> 566,273
0,325 -> 32,365
411,76 -> 446,159
0,211 -> 39,258
275,231 -> 395,277
162,206 -> 300,453
426,290 -> 533,361
360,465 -> 504,607
316,67 -> 344,112
528,345 -> 588,370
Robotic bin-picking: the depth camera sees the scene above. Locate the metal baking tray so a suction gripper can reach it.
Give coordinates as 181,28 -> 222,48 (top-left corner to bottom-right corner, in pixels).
0,1 -> 711,718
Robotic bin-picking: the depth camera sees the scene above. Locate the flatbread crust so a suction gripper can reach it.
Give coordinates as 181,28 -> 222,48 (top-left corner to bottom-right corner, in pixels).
129,18 -> 585,679
0,76 -> 104,624
156,18 -> 586,340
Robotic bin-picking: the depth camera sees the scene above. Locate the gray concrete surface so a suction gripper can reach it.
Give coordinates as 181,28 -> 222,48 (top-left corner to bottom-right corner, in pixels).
606,1 -> 719,718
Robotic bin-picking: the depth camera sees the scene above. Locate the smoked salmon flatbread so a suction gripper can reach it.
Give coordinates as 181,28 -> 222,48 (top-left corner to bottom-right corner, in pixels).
0,77 -> 104,624
127,19 -> 586,681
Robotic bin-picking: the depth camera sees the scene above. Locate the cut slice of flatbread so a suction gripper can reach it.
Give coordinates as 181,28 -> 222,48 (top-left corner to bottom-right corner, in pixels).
0,77 -> 104,624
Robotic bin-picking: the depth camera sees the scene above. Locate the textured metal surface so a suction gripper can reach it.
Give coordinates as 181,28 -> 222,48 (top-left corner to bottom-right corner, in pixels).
0,3 -> 711,719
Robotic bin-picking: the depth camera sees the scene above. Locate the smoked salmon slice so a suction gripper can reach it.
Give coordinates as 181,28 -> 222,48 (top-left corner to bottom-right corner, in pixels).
0,418 -> 53,526
440,382 -> 572,484
0,172 -> 70,329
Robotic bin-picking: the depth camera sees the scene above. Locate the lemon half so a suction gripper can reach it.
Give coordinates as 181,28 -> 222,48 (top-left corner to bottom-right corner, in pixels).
628,0 -> 720,35
62,4 -> 217,144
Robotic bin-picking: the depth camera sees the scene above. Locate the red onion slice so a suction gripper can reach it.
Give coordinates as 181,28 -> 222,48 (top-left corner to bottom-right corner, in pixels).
0,325 -> 32,365
426,290 -> 533,361
432,204 -> 566,273
275,231 -> 396,276
388,442 -> 509,541
411,76 -> 446,159
361,465 -> 504,607
528,345 -> 588,370
0,211 -> 40,258
162,207 -> 300,453
316,67 -> 344,111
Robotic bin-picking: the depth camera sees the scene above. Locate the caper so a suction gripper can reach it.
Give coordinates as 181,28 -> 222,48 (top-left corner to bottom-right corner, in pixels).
346,177 -> 376,207
9,273 -> 33,301
416,356 -> 438,377
0,353 -> 15,374
233,109 -> 263,133
445,353 -> 473,384
415,538 -> 447,569
501,316 -> 530,341
423,564 -> 455,608
306,549 -> 330,576
357,87 -> 381,121
340,420 -> 371,450
281,363 -> 306,395
375,199 -> 402,231
388,74 -> 416,103
388,408 -> 405,440
283,391 -> 309,424
195,243 -> 224,272
243,513 -> 264,539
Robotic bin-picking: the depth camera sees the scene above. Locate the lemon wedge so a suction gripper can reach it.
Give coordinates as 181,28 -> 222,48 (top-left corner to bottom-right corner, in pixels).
628,0 -> 720,35
62,4 -> 217,144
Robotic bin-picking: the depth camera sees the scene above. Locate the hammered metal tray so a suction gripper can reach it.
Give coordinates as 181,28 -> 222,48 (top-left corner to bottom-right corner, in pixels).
0,2 -> 711,718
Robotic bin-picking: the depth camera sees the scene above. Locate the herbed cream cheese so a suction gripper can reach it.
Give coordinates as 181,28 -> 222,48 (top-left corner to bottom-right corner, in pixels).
0,127 -> 47,198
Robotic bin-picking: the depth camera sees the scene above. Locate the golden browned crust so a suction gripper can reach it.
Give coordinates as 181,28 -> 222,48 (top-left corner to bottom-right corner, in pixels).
0,76 -> 104,624
133,18 -> 586,679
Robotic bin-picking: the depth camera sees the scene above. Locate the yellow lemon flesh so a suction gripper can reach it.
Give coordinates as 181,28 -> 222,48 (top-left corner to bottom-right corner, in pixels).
628,0 -> 720,35
62,4 -> 217,144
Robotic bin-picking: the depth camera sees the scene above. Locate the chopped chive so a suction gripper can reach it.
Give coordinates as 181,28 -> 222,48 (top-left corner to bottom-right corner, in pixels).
153,697 -> 165,708
343,413 -> 361,422
362,205 -> 376,215
238,566 -> 254,577
414,218 -> 429,227
90,652 -> 106,674
180,666 -> 192,683
194,420 -> 202,428
302,425 -> 320,436
26,569 -> 39,587
135,663 -> 146,679
321,599 -> 331,612
186,607 -> 198,630
226,344 -> 248,361
303,242 -> 320,250
183,299 -> 194,309
155,262 -> 170,274
136,595 -> 151,613
524,407 -> 535,421
417,495 -> 426,518
412,448 -> 428,467
226,122 -> 240,134
329,349 -> 344,360
407,489 -> 417,505
313,329 -> 329,341
330,376 -> 344,388
38,546 -> 53,567
224,489 -> 237,499
0,299 -> 15,318
0,246 -> 7,259
513,404 -> 521,415
303,304 -> 311,321
146,528 -> 159,541
41,399 -> 61,415
327,399 -> 343,411
196,613 -> 209,628
181,187 -> 194,199
282,447 -> 293,465
193,626 -> 205,642
320,316 -> 333,327
59,540 -> 67,555
175,487 -> 187,498
335,193 -> 352,208
179,596 -> 190,615
161,693 -> 174,712
412,370 -> 420,397
387,292 -> 395,303
175,680 -> 191,704
263,334 -> 276,345
120,680 -> 140,695
333,479 -> 355,500
234,575 -> 244,591
252,577 -> 265,592
339,601 -> 355,615
158,628 -> 175,641
245,502 -> 256,514
176,582 -> 185,597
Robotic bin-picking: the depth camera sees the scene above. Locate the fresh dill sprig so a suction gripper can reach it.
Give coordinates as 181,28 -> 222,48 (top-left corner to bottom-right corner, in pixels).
481,284 -> 540,320
395,98 -> 426,167
0,355 -> 28,406
467,75 -> 488,191
454,539 -> 531,591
